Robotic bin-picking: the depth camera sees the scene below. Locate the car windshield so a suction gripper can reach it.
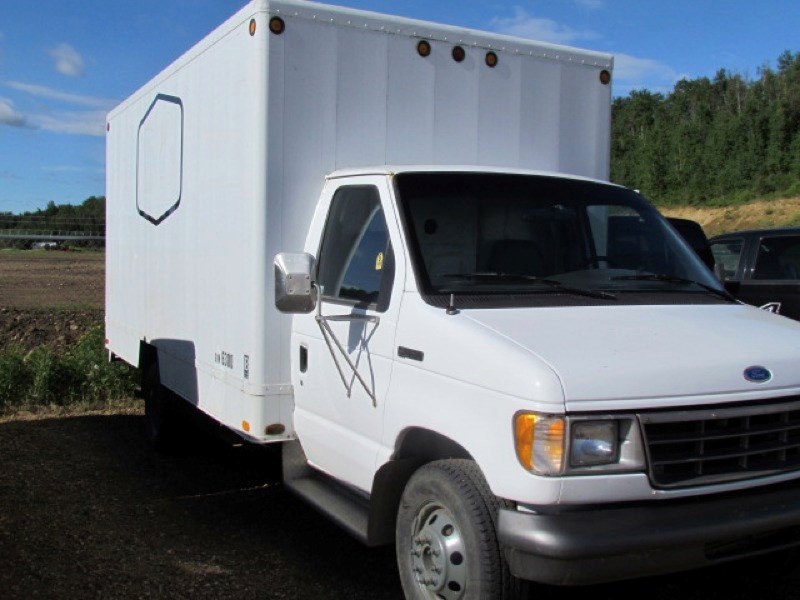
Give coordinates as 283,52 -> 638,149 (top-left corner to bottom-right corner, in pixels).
394,172 -> 723,304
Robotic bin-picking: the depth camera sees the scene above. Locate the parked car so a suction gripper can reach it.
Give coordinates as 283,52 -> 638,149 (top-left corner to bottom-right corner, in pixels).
710,227 -> 800,320
667,217 -> 715,271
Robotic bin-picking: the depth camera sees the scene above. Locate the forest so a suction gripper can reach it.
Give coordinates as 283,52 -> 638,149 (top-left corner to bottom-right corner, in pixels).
611,50 -> 800,206
0,196 -> 105,246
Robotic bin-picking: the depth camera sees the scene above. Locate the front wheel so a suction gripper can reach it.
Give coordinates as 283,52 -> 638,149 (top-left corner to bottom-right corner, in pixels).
396,459 -> 513,600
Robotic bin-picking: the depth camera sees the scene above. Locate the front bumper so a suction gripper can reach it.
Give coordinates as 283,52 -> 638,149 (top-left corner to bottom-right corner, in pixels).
498,480 -> 800,585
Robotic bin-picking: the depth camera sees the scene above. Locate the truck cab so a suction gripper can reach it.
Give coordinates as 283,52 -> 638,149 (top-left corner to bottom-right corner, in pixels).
276,166 -> 800,593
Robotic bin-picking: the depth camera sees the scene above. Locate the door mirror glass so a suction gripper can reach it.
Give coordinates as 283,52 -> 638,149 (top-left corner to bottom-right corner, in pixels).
274,252 -> 317,313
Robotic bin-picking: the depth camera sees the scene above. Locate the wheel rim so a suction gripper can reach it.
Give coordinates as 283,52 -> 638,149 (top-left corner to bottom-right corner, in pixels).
408,501 -> 467,600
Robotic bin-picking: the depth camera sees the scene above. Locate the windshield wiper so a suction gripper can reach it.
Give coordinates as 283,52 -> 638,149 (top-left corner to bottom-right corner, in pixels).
610,273 -> 737,302
442,272 -> 617,300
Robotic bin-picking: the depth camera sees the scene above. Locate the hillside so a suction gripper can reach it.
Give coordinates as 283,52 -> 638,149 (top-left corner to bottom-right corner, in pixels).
660,196 -> 800,237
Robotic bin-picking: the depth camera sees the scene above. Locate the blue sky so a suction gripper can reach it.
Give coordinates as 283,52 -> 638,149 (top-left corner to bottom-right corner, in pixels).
1,0 -> 798,214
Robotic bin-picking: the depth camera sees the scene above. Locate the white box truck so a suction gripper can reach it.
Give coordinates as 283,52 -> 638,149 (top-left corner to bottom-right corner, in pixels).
106,0 -> 800,597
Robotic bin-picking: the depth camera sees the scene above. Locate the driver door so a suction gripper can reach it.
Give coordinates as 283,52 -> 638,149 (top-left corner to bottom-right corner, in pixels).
291,176 -> 403,492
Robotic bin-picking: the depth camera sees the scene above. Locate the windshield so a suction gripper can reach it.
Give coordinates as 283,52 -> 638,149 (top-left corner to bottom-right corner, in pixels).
394,172 -> 724,305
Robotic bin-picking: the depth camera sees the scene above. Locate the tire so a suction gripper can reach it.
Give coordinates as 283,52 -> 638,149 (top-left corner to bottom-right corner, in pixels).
396,459 -> 513,600
143,362 -> 179,452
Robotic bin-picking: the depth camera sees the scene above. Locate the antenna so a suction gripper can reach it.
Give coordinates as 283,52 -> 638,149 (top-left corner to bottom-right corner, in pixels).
446,293 -> 459,315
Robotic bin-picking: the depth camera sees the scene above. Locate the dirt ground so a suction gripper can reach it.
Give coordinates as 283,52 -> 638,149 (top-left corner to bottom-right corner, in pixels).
0,250 -> 104,352
0,307 -> 103,353
0,249 -> 104,310
3,409 -> 800,600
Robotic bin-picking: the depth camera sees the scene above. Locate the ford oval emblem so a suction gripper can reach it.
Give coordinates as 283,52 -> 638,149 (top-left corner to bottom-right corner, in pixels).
744,366 -> 772,383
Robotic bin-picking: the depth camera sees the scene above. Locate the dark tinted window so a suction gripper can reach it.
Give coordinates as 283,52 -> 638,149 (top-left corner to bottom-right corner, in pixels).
395,172 -> 719,301
753,236 -> 800,281
316,186 -> 394,310
710,238 -> 744,280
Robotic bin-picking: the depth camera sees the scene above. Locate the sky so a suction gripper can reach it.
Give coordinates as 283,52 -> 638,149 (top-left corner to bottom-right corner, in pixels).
0,0 -> 798,214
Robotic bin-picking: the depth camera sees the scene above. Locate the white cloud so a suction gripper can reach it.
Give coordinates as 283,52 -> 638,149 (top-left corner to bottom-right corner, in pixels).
0,97 -> 35,129
48,43 -> 85,77
2,82 -> 114,136
490,7 -> 599,45
612,53 -> 683,93
6,81 -> 116,110
33,110 -> 107,137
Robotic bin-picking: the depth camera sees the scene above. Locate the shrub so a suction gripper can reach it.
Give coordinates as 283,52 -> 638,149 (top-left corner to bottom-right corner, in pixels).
26,346 -> 81,405
66,325 -> 137,402
0,324 -> 137,411
0,348 -> 32,409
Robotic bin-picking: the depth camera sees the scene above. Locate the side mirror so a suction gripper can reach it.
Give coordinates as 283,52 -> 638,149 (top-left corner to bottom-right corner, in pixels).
274,252 -> 317,314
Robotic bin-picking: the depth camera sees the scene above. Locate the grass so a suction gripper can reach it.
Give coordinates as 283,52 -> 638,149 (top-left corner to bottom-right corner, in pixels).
0,324 -> 138,414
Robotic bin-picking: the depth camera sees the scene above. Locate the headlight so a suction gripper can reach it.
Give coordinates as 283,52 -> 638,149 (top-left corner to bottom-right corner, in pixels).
514,412 -> 645,476
570,420 -> 619,466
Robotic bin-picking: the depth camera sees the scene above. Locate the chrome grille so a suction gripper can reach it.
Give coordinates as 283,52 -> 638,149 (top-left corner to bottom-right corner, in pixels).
640,400 -> 800,488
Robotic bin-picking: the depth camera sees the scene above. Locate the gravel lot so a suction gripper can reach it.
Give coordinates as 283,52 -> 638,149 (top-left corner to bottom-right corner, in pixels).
3,407 -> 800,600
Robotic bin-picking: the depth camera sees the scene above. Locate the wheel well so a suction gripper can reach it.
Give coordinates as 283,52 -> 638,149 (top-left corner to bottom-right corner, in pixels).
394,428 -> 473,462
366,428 -> 474,546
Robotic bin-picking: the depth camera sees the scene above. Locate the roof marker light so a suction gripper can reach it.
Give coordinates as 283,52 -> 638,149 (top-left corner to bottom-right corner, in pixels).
269,16 -> 285,35
417,40 -> 431,58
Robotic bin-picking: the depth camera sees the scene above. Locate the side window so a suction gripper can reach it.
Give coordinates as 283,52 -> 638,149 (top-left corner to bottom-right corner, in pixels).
316,185 -> 395,310
753,236 -> 800,281
710,239 -> 744,280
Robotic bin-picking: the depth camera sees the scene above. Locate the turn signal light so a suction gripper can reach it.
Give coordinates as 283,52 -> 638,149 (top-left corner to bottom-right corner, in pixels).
514,413 -> 565,475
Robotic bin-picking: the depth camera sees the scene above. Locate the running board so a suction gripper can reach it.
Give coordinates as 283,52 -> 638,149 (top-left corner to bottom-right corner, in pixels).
282,440 -> 371,544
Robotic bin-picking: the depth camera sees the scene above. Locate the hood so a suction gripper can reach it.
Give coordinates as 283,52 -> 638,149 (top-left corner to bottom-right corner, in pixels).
463,303 -> 800,410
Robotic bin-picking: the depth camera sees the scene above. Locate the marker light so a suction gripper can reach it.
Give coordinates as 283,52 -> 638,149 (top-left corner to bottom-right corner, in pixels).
249,18 -> 257,36
485,51 -> 498,68
600,69 -> 611,85
417,40 -> 431,57
514,413 -> 565,475
452,45 -> 466,63
269,17 -> 285,35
